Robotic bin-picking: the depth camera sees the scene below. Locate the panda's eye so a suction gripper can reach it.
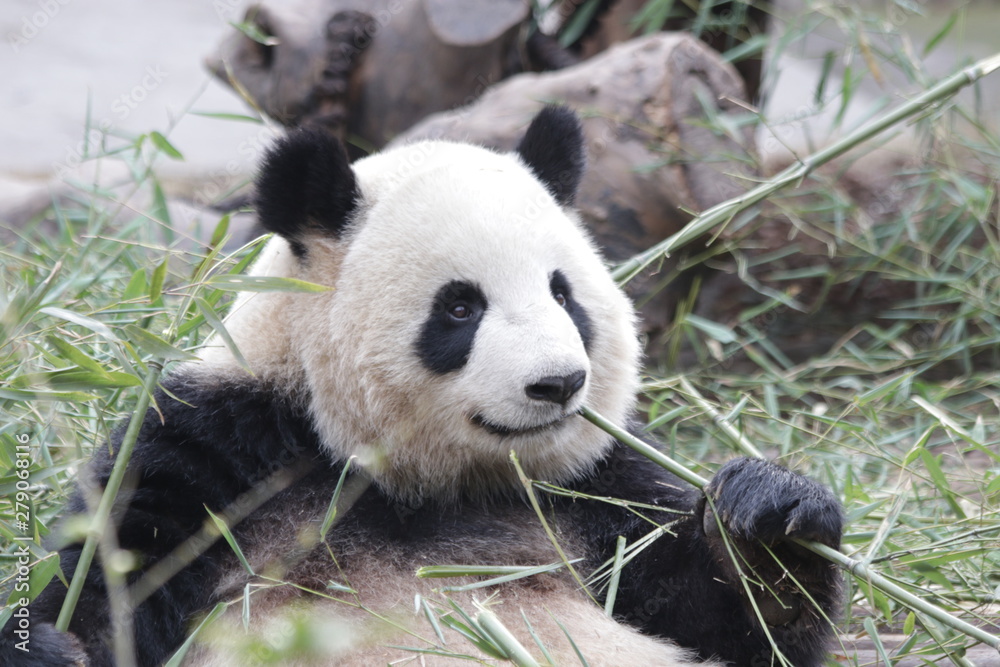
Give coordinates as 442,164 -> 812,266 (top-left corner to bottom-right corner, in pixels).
553,292 -> 568,308
448,303 -> 472,320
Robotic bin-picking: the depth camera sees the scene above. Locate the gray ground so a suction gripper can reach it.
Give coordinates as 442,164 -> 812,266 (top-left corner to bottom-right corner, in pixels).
1,0 -> 270,183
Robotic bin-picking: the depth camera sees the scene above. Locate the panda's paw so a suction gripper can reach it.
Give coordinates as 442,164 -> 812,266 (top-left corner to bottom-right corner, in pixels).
0,623 -> 88,666
703,458 -> 842,549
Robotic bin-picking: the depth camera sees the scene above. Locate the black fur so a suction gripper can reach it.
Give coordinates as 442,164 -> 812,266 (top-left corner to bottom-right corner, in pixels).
550,269 -> 594,351
255,128 -> 360,258
1,371 -> 842,666
416,280 -> 488,374
0,375 -> 325,667
515,106 -> 586,207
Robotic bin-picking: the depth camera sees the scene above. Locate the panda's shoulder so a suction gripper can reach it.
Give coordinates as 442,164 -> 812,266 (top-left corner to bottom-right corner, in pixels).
92,370 -> 327,487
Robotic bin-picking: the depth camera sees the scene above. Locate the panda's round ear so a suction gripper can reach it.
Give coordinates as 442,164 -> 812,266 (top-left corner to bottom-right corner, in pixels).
515,106 -> 585,207
255,128 -> 360,258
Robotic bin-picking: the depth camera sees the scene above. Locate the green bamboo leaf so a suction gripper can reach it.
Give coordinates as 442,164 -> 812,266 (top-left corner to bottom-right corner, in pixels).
39,306 -> 118,342
428,560 -> 580,594
0,387 -> 99,402
863,618 -> 893,665
164,602 -> 227,667
191,111 -> 263,124
11,369 -> 142,390
207,275 -> 332,293
683,314 -> 737,343
553,614 -> 591,667
923,10 -> 959,56
230,20 -> 279,46
242,582 -> 251,631
3,553 -> 59,608
720,33 -> 767,64
319,457 -> 353,540
559,0 -> 602,47
209,213 -> 231,249
437,613 -> 506,659
856,372 -> 913,406
815,50 -> 836,104
918,448 -> 966,518
123,324 -> 199,362
149,257 -> 168,303
903,611 -> 916,636
193,297 -> 250,372
149,131 -> 184,160
122,268 -> 148,302
151,179 -> 171,224
205,507 -> 254,576
46,336 -> 106,374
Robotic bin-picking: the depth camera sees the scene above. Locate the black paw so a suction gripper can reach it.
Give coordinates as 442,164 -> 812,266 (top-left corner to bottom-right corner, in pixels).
704,458 -> 843,548
0,623 -> 87,666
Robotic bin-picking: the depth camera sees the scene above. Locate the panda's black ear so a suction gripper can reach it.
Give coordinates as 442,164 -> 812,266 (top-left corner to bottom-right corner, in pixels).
515,106 -> 585,207
255,128 -> 360,258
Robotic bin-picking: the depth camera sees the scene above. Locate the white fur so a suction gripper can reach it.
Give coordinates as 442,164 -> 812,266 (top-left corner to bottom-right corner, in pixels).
199,140 -> 640,502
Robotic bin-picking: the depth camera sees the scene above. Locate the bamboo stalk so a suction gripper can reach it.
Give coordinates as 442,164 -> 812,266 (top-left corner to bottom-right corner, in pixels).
794,540 -> 1000,651
56,362 -> 163,632
578,406 -> 1000,651
476,609 -> 542,667
611,51 -> 1000,285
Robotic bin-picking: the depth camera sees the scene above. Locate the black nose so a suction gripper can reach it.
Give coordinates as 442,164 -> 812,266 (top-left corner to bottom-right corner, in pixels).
525,370 -> 586,406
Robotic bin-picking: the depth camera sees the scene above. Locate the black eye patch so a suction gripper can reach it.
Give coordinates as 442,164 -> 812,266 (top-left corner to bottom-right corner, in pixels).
416,281 -> 488,374
550,270 -> 594,352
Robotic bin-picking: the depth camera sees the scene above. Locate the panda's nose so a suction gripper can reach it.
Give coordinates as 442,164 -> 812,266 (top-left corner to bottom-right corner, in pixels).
525,370 -> 587,406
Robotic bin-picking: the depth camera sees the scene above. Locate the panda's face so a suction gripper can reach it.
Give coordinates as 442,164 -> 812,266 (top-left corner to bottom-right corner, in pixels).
251,109 -> 639,501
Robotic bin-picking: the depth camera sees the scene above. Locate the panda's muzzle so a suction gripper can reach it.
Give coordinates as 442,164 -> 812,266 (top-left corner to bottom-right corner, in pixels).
470,413 -> 569,437
471,371 -> 586,436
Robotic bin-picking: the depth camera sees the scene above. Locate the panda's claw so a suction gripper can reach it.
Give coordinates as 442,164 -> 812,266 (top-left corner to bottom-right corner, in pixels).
705,457 -> 843,549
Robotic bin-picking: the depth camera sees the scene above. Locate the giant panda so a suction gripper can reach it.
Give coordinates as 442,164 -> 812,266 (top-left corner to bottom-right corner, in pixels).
2,107 -> 843,666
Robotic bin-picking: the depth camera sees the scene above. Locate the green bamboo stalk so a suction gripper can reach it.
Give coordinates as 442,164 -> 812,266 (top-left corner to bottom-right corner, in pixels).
476,609 -> 541,667
677,377 -> 765,459
611,51 -> 1000,285
794,539 -> 1000,651
580,406 -> 708,488
56,362 -> 163,632
579,406 -> 1000,651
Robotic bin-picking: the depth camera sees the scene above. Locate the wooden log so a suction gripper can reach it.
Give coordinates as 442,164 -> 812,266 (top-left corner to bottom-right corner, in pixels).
389,32 -> 756,332
205,0 -> 532,152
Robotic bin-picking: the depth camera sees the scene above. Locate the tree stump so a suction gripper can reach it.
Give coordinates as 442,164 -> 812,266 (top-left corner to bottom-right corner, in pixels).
205,0 -> 532,153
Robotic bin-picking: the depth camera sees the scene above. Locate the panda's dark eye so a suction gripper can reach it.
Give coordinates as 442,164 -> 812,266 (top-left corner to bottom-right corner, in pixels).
553,292 -> 567,308
417,280 -> 488,375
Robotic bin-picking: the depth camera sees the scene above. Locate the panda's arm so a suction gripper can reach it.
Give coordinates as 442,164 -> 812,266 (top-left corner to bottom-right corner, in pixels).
568,442 -> 842,667
0,374 -> 324,667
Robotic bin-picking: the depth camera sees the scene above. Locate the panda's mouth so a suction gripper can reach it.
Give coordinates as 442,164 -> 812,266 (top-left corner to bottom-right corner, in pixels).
471,413 -> 567,437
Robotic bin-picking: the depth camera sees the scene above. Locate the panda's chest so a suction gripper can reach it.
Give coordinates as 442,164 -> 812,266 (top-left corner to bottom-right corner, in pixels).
224,471 -> 582,598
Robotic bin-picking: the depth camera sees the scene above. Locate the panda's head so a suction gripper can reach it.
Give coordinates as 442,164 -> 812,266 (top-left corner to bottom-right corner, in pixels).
230,107 -> 639,501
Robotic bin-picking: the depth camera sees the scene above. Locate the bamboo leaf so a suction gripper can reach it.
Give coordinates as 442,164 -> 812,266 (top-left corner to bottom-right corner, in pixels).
149,257 -> 168,303
924,11 -> 960,57
191,111 -> 264,124
319,457 -> 353,540
193,297 -> 249,372
149,131 -> 184,160
207,275 -> 332,293
123,324 -> 199,362
205,507 -> 254,576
